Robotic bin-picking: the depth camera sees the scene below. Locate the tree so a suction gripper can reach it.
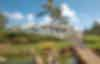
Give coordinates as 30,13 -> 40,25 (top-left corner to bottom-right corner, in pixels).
84,21 -> 100,35
0,13 -> 6,29
37,0 -> 68,25
0,13 -> 7,42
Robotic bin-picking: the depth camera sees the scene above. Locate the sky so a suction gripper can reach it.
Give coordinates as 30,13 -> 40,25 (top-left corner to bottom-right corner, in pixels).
0,0 -> 100,30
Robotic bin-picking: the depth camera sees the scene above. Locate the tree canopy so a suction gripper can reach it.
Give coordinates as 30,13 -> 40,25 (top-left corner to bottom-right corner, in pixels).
0,13 -> 6,29
37,0 -> 69,25
84,21 -> 100,35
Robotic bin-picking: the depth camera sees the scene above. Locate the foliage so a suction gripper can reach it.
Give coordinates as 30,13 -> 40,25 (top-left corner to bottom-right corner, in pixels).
0,31 -> 63,44
84,21 -> 100,48
0,42 -> 71,57
37,0 -> 69,25
1,35 -> 100,58
0,13 -> 7,29
84,21 -> 100,35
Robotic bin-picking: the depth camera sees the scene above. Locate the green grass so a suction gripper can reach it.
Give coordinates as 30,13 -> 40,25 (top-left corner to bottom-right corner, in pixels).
84,35 -> 100,49
1,34 -> 100,58
11,41 -> 72,52
0,35 -> 100,64
0,41 -> 72,58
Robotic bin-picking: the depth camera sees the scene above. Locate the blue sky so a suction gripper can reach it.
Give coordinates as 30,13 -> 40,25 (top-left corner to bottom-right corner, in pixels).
0,0 -> 100,30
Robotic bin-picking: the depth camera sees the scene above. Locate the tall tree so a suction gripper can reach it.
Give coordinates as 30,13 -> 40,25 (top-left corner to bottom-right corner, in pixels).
37,0 -> 68,25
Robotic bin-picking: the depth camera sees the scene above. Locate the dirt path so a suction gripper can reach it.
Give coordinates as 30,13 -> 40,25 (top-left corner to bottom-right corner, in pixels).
74,46 -> 100,64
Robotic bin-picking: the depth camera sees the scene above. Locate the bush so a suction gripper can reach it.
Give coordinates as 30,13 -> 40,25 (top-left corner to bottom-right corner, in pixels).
0,32 -> 63,44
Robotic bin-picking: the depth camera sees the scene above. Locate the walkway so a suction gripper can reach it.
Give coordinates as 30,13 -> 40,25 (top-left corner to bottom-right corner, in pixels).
74,46 -> 100,64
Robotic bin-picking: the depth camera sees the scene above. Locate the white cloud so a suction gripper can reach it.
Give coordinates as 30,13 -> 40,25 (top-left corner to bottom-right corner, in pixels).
74,26 -> 83,32
21,23 -> 34,29
39,15 -> 52,25
4,3 -> 84,31
4,12 -> 36,29
61,3 -> 80,22
3,12 -> 10,17
61,3 -> 76,18
94,19 -> 100,24
27,13 -> 35,21
21,13 -> 36,29
61,3 -> 83,31
26,13 -> 35,26
9,12 -> 24,20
